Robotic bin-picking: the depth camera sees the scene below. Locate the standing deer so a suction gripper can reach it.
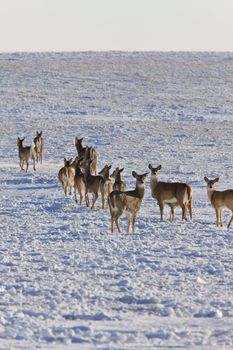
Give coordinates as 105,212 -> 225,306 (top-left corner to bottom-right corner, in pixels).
58,158 -> 77,196
148,164 -> 192,222
108,171 -> 148,233
17,137 -> 36,172
99,164 -> 113,209
74,158 -> 85,205
75,138 -> 97,175
82,159 -> 105,209
34,131 -> 44,164
110,167 -> 127,191
204,177 -> 233,228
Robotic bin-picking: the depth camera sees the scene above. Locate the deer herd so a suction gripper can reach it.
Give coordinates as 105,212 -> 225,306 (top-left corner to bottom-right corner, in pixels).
17,132 -> 233,232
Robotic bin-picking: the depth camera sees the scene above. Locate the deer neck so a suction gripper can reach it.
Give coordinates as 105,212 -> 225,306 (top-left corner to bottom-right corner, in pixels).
116,173 -> 122,182
134,182 -> 146,199
150,174 -> 159,192
207,188 -> 216,203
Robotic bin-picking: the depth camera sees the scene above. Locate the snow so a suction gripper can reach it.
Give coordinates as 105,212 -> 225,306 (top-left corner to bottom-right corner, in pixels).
0,51 -> 233,349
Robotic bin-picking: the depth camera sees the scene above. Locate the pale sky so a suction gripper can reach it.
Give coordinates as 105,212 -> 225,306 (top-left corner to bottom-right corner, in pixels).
0,0 -> 233,52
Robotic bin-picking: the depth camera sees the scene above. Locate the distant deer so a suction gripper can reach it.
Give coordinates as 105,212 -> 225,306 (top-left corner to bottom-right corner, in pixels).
75,138 -> 97,174
148,164 -> 192,222
108,171 -> 148,233
99,164 -> 113,209
204,177 -> 233,228
110,167 -> 127,191
17,137 -> 36,172
33,131 -> 44,164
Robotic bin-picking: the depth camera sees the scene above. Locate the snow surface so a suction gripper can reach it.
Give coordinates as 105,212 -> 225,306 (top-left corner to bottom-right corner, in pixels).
0,52 -> 233,349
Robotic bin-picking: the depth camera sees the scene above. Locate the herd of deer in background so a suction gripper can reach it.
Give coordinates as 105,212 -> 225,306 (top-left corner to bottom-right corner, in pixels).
17,132 -> 233,232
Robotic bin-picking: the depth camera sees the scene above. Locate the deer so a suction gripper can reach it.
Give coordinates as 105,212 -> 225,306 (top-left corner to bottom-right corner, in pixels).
17,137 -> 36,172
108,171 -> 149,233
58,157 -> 79,196
73,158 -> 85,205
204,177 -> 233,228
33,131 -> 44,164
99,164 -> 113,209
82,159 -> 106,209
75,138 -> 97,175
148,164 -> 192,222
110,167 -> 127,191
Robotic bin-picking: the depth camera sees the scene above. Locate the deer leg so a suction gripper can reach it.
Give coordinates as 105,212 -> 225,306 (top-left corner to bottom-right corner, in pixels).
91,192 -> 98,209
32,157 -> 36,171
132,214 -> 137,232
169,205 -> 175,222
115,216 -> 121,233
85,192 -> 89,207
188,200 -> 193,221
219,208 -> 223,227
74,188 -> 78,203
127,215 -> 131,233
25,161 -> 29,172
79,187 -> 83,205
227,212 -> 233,228
101,190 -> 105,209
181,204 -> 187,221
111,216 -> 115,233
19,159 -> 23,171
159,202 -> 164,221
64,182 -> 68,196
215,208 -> 219,227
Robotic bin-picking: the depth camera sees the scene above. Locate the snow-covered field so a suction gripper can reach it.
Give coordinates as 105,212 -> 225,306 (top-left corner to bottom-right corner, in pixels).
1,52 -> 233,349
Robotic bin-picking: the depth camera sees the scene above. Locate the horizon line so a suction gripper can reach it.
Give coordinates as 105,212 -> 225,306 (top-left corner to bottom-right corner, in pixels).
0,49 -> 233,55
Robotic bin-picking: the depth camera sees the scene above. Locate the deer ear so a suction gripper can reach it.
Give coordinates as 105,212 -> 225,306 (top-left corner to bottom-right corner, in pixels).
132,171 -> 137,178
148,164 -> 152,170
108,165 -> 112,170
214,177 -> 219,183
157,165 -> 162,170
64,158 -> 67,163
119,168 -> 124,172
204,176 -> 208,182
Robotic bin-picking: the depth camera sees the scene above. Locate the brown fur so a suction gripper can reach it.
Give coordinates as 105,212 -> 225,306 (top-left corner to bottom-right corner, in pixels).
75,138 -> 97,175
108,171 -> 148,233
17,137 -> 36,172
110,167 -> 127,192
204,177 -> 233,228
99,165 -> 113,209
33,131 -> 44,164
149,164 -> 192,222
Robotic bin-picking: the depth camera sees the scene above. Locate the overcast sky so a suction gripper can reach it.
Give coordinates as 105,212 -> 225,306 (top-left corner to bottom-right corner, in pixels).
0,0 -> 232,52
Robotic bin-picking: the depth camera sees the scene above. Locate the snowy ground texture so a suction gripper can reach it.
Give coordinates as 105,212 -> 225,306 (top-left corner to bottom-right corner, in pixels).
1,52 -> 233,349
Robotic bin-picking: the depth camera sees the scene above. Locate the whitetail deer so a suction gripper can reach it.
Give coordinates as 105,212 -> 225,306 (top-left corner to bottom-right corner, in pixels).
83,145 -> 97,175
148,164 -> 192,222
108,171 -> 148,233
74,158 -> 85,205
17,137 -> 36,172
82,159 -> 111,209
58,158 -> 78,196
99,164 -> 113,209
33,131 -> 44,164
110,167 -> 127,191
75,138 -> 97,175
204,177 -> 233,228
